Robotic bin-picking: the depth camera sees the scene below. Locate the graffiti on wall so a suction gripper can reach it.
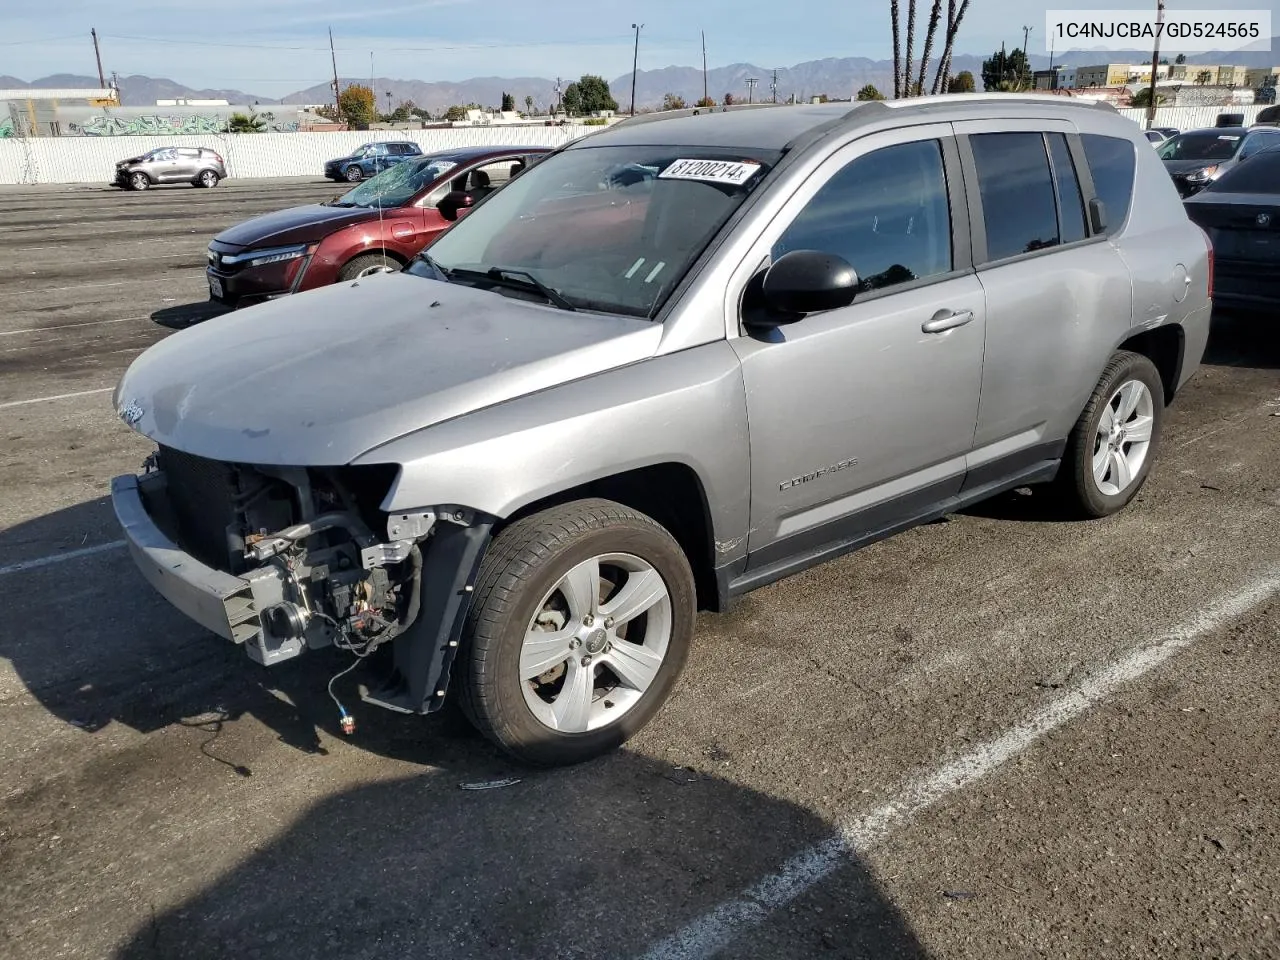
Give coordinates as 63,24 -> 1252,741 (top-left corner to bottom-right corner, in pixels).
68,113 -> 299,136
0,116 -> 13,139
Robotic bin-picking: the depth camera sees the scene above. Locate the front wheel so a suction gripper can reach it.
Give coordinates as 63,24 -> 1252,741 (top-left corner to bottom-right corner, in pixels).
457,499 -> 696,766
344,165 -> 363,182
1053,350 -> 1164,518
129,172 -> 150,191
337,253 -> 397,281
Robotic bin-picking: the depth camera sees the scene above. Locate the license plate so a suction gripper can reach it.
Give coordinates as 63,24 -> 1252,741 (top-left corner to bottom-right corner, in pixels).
208,276 -> 224,300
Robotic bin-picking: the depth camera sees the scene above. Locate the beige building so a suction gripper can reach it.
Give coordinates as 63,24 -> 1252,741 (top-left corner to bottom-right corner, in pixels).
1168,63 -> 1251,86
1073,63 -> 1169,88
1245,66 -> 1280,89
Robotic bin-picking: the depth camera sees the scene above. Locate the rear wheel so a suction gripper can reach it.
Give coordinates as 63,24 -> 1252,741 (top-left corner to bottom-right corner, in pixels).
337,254 -> 398,281
129,172 -> 150,191
457,499 -> 696,766
1053,350 -> 1164,518
344,164 -> 363,182
196,169 -> 220,188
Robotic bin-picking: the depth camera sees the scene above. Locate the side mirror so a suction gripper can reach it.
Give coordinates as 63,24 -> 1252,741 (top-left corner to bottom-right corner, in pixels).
748,250 -> 859,325
438,190 -> 474,222
1088,198 -> 1108,234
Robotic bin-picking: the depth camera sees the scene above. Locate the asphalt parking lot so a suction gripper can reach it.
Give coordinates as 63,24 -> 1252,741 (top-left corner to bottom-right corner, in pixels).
1,176 -> 1278,960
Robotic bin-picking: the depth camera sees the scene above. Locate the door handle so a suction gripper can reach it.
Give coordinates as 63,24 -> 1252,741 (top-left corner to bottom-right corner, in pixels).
922,309 -> 975,333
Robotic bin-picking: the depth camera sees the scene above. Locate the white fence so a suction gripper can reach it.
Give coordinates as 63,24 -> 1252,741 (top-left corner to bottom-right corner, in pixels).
0,104 -> 1270,186
1116,104 -> 1268,129
0,127 -> 586,186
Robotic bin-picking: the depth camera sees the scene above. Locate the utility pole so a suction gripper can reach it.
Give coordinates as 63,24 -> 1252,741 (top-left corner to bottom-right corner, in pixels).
554,77 -> 562,115
1048,29 -> 1056,89
745,77 -> 758,103
1021,26 -> 1032,90
1145,0 -> 1165,130
701,31 -> 708,105
90,28 -> 105,89
328,28 -> 341,117
771,68 -> 778,103
630,23 -> 644,116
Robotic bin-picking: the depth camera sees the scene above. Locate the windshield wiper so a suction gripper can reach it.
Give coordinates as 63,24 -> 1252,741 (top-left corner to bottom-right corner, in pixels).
450,266 -> 576,311
416,252 -> 451,280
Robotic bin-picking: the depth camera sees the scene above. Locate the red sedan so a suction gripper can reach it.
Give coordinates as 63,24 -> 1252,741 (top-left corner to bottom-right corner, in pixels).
205,145 -> 551,308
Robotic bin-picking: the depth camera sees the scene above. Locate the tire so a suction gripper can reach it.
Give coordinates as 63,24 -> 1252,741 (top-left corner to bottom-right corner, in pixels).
196,169 -> 220,188
129,171 -> 150,191
457,499 -> 696,767
1053,350 -> 1164,519
337,253 -> 398,282
344,164 -> 364,182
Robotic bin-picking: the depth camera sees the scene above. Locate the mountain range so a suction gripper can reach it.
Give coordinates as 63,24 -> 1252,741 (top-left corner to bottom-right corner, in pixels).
5,41 -> 1278,112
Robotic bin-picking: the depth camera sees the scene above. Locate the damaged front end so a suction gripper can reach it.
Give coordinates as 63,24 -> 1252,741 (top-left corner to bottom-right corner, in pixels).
111,446 -> 492,719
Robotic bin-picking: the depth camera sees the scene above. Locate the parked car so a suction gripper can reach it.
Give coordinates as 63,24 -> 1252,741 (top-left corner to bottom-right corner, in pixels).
1156,126 -> 1280,196
112,147 -> 226,191
1152,126 -> 1180,139
206,146 -> 549,307
111,95 -> 1211,767
323,141 -> 423,182
1144,129 -> 1168,145
1252,105 -> 1280,127
1184,146 -> 1280,310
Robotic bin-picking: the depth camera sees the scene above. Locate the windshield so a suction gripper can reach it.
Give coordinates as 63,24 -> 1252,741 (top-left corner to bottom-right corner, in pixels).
1203,148 -> 1280,194
407,144 -> 777,317
1158,132 -> 1244,162
337,156 -> 459,208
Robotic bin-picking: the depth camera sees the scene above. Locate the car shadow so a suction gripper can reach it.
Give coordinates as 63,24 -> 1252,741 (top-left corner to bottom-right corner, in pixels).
4,500 -> 930,959
151,300 -> 232,329
1203,308 -> 1280,370
107,749 -> 931,960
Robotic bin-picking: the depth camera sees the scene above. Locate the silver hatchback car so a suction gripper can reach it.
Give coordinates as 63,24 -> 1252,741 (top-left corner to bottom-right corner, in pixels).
112,146 -> 227,190
111,95 -> 1212,765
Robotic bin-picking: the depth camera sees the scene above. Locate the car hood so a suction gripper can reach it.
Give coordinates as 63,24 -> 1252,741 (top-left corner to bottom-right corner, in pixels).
113,272 -> 661,466
213,203 -> 383,247
1162,158 -> 1231,174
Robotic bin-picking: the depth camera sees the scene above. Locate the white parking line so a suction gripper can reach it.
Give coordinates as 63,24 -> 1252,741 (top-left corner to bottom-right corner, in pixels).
14,253 -> 197,268
0,540 -> 127,578
638,569 -> 1280,960
0,316 -> 146,337
41,278 -> 184,294
0,387 -> 114,410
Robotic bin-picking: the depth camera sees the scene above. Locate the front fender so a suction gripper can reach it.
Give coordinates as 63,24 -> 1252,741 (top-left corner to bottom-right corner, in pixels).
352,341 -> 751,563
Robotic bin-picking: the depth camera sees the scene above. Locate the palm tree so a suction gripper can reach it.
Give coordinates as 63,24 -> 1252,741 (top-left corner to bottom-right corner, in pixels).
525,95 -> 534,114
891,0 -> 902,98
916,0 -> 944,96
893,0 -> 973,98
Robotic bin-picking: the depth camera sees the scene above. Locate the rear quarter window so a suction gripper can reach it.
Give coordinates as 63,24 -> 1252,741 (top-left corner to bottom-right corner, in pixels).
1081,134 -> 1136,236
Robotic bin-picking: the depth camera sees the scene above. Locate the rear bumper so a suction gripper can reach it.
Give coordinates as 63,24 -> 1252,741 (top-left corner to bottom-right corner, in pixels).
111,472 -> 300,665
1212,259 -> 1280,310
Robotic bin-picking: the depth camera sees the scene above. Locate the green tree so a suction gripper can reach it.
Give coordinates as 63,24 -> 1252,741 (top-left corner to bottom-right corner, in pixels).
338,83 -> 377,126
695,96 -> 716,107
561,82 -> 583,115
226,111 -> 266,133
1175,53 -> 1187,64
856,84 -> 886,100
575,74 -> 619,113
1195,70 -> 1212,85
524,95 -> 534,114
981,47 -> 1030,91
1130,87 -> 1168,108
948,70 -> 976,92
891,0 -> 976,97
443,103 -> 482,121
501,91 -> 516,111
387,100 -> 416,122
662,92 -> 687,110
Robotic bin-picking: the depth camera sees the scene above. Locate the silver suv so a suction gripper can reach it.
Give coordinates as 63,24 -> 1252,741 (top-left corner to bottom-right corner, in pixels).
110,95 -> 1212,766
113,146 -> 226,191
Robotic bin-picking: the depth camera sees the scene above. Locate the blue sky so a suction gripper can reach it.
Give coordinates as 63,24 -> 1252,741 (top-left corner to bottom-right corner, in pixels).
4,0 -> 1279,97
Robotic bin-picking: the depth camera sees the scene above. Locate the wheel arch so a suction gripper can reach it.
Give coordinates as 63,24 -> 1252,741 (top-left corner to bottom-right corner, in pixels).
1118,324 -> 1185,405
496,462 -> 721,613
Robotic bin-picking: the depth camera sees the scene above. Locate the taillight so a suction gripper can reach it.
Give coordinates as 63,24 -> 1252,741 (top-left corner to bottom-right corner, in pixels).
1199,226 -> 1214,299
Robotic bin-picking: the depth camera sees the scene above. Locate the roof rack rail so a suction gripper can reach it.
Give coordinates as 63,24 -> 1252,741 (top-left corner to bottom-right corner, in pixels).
608,101 -> 788,130
881,91 -> 1117,112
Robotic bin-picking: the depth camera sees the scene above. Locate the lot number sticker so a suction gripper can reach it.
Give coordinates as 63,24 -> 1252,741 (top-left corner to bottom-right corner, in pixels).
659,159 -> 762,185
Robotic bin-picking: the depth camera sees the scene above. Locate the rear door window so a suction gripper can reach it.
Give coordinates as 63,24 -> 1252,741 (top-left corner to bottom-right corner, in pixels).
1081,134 -> 1136,236
970,132 -> 1060,260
